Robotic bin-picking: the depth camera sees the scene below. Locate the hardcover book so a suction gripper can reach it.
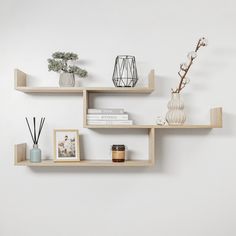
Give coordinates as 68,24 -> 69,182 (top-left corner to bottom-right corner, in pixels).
87,120 -> 133,125
87,114 -> 129,120
88,108 -> 124,114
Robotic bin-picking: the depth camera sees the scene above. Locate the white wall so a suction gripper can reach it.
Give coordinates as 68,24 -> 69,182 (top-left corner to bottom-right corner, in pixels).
0,0 -> 236,235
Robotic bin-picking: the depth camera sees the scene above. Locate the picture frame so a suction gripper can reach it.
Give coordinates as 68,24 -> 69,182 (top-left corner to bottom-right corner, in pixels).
54,129 -> 80,162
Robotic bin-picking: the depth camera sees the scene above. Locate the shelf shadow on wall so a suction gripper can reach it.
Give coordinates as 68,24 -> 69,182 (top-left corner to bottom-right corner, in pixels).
155,129 -> 212,175
28,164 -> 157,175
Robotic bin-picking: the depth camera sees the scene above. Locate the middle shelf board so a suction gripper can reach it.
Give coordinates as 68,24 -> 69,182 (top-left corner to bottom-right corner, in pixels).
16,160 -> 153,167
85,124 -> 215,129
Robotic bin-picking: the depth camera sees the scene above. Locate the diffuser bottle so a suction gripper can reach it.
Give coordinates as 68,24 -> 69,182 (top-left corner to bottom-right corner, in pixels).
25,117 -> 45,163
30,144 -> 42,163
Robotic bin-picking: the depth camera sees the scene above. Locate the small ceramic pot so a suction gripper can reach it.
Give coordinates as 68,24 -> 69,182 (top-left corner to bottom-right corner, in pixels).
59,73 -> 75,87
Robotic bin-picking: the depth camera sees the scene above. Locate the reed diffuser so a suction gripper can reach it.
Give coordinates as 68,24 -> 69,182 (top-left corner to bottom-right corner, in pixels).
25,117 -> 45,163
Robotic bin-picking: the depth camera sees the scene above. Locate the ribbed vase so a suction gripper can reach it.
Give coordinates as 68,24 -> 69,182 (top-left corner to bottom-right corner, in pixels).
165,93 -> 186,125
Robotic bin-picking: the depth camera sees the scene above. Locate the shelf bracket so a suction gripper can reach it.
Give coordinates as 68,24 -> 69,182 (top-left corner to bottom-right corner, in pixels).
83,90 -> 88,127
14,143 -> 26,165
148,127 -> 156,165
15,69 -> 27,89
210,107 -> 222,128
148,69 -> 155,90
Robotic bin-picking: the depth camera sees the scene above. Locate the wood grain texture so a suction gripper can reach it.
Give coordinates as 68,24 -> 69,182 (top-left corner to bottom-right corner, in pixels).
148,69 -> 155,90
15,69 -> 155,94
15,159 -> 153,167
14,69 -> 27,88
85,124 -> 219,129
14,143 -> 152,167
210,107 -> 223,128
85,125 -> 154,129
15,87 -> 84,93
84,87 -> 154,93
148,128 -> 156,165
14,143 -> 26,164
83,90 -> 88,126
154,125 -> 213,128
16,86 -> 153,94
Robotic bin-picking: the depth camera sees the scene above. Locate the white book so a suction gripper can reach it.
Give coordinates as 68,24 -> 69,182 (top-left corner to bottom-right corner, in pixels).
87,114 -> 128,120
88,108 -> 124,114
87,120 -> 133,125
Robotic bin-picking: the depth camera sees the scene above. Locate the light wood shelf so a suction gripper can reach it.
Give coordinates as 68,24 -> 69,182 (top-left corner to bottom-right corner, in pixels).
84,107 -> 223,129
16,87 -> 84,93
14,143 -> 153,167
15,69 -> 155,94
85,124 -> 219,129
84,125 -> 154,129
16,160 -> 153,167
14,68 -> 222,167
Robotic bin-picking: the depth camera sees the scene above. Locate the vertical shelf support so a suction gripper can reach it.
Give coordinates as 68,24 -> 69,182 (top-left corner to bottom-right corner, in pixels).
148,69 -> 155,90
15,69 -> 27,88
83,90 -> 88,127
210,107 -> 222,128
148,127 -> 156,165
14,143 -> 26,165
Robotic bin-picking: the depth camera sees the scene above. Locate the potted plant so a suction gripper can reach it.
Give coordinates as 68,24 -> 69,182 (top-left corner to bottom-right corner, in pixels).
48,52 -> 87,87
166,37 -> 208,125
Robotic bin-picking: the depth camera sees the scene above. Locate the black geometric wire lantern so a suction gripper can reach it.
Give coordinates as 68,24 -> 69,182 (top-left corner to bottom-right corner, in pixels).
112,55 -> 138,87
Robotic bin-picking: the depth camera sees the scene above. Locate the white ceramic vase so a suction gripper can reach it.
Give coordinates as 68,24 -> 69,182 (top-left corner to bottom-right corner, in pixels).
59,73 -> 75,87
165,93 -> 186,125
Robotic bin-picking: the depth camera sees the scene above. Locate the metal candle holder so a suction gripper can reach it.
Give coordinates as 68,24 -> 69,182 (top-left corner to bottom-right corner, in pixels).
112,55 -> 138,87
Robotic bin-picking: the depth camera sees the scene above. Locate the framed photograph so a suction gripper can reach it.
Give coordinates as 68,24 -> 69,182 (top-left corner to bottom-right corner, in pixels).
54,129 -> 80,162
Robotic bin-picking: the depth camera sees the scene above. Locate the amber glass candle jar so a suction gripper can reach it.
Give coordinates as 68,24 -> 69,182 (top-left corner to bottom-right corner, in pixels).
112,145 -> 125,162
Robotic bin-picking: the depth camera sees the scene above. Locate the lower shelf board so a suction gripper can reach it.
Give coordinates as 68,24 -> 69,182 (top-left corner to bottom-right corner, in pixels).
16,160 -> 153,167
15,140 -> 155,167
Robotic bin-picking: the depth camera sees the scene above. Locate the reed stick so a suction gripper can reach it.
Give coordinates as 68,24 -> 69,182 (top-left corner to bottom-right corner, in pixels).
33,117 -> 36,144
36,117 -> 45,144
26,117 -> 45,145
25,118 -> 35,144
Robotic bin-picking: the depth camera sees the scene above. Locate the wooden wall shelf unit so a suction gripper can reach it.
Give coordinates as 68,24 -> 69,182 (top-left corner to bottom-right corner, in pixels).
15,69 -> 154,94
14,69 -> 222,167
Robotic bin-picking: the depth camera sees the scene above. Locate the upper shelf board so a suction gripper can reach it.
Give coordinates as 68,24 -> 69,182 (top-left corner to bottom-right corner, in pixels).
14,69 -> 155,94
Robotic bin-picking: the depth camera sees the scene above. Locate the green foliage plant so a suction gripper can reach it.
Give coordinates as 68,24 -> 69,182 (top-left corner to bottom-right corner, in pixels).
48,52 -> 87,77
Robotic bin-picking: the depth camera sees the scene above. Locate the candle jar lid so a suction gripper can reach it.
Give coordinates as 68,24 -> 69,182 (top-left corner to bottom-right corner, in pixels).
112,145 -> 125,151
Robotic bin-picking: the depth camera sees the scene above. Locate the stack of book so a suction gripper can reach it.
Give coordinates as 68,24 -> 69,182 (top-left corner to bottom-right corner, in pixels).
87,108 -> 133,125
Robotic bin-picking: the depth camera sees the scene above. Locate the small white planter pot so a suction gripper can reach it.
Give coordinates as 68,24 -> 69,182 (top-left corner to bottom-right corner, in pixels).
59,73 -> 75,87
165,93 -> 186,125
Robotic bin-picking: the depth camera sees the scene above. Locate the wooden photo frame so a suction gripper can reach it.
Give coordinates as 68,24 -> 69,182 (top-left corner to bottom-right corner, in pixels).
54,129 -> 80,162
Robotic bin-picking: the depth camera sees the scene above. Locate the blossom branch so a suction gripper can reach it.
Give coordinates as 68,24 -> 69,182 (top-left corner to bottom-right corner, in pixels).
172,37 -> 208,93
